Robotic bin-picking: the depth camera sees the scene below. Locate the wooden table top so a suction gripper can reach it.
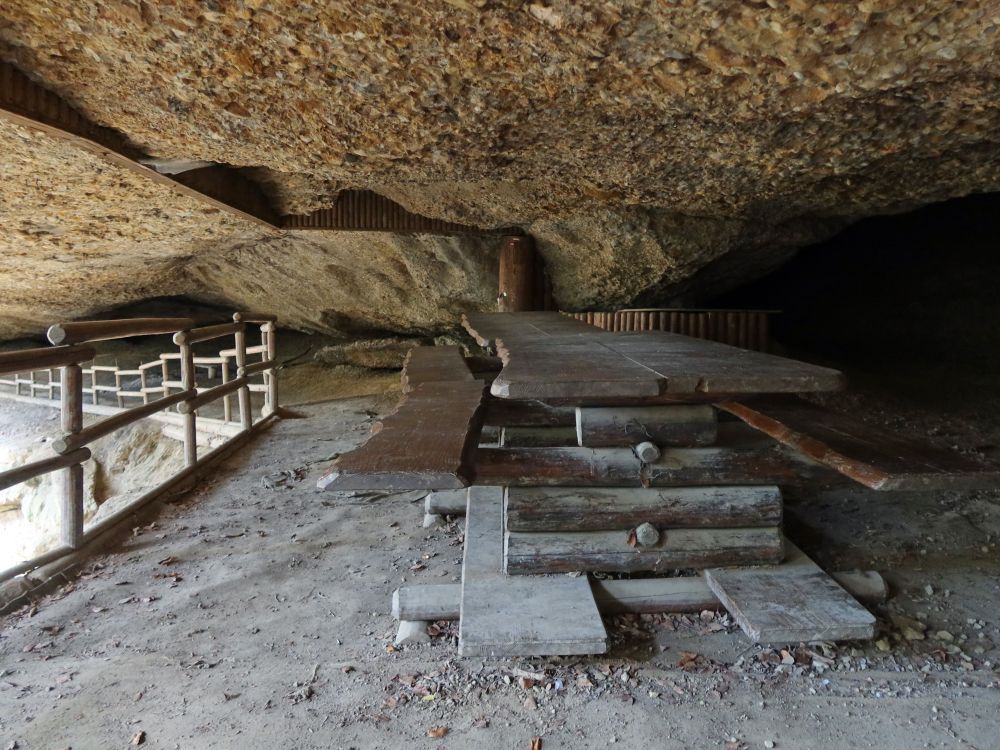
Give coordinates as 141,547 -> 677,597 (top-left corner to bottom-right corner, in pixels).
463,312 -> 844,401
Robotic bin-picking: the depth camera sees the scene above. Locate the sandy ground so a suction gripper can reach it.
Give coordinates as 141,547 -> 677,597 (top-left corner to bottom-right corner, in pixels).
1,379 -> 999,749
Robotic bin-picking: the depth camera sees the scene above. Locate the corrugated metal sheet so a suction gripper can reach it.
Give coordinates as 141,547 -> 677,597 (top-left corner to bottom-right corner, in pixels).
569,309 -> 775,351
1,62 -> 279,227
282,190 -> 521,235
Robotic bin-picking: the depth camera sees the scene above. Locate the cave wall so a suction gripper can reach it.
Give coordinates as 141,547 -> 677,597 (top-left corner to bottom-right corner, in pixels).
716,192 -> 1000,373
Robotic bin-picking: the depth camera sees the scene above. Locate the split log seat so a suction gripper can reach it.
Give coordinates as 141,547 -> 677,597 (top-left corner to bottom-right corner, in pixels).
719,395 -> 1000,491
317,346 -> 485,490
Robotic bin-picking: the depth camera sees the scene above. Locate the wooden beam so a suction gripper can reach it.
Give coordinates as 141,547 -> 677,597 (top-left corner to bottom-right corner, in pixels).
0,345 -> 96,376
0,448 -> 91,492
719,395 -> 1000,491
505,527 -> 783,574
48,318 -> 194,345
52,389 -> 196,454
474,446 -> 812,487
575,405 -> 718,447
505,485 -> 782,532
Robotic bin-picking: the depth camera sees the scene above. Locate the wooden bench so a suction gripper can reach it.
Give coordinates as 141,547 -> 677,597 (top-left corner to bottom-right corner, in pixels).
317,346 -> 485,490
718,395 -> 1000,491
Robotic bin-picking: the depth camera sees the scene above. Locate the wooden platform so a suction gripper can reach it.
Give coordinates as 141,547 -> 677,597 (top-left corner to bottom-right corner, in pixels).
316,379 -> 485,490
463,312 -> 844,400
719,395 -> 1000,491
706,542 -> 876,643
458,486 -> 608,657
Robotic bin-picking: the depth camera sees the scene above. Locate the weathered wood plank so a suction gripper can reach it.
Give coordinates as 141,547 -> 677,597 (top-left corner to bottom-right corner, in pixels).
392,569 -> 888,621
504,527 -> 783,574
463,312 -> 844,400
316,380 -> 485,490
462,311 -> 597,348
576,405 -> 718,447
458,486 -> 607,657
705,542 -> 877,643
505,485 -> 782,532
400,345 -> 475,393
718,395 -> 1000,491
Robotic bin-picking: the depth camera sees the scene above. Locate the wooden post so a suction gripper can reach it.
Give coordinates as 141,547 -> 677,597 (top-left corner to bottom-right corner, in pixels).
262,322 -> 277,415
60,364 -> 84,548
178,337 -> 197,467
498,235 -> 539,312
232,317 -> 252,431
220,354 -> 232,422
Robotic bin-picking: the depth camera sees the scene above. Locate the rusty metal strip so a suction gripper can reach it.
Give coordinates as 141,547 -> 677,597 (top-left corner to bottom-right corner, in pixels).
0,62 -> 280,229
283,190 -> 520,235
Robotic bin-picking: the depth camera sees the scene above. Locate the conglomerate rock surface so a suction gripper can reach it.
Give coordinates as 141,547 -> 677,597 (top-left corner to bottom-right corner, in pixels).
1,1 -> 998,338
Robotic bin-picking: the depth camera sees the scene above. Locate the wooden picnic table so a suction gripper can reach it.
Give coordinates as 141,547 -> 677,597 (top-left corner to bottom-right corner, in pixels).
462,312 -> 845,401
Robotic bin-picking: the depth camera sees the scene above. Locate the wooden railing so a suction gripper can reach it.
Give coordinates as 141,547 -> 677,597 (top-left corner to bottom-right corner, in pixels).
569,309 -> 775,352
0,313 -> 279,587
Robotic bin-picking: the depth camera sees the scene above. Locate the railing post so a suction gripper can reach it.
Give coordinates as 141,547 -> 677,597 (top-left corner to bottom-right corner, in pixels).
60,363 -> 84,548
262,322 -> 277,416
232,315 -> 252,431
177,334 -> 198,467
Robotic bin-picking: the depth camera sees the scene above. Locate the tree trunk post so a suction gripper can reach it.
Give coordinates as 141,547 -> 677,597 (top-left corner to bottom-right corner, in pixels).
498,235 -> 540,312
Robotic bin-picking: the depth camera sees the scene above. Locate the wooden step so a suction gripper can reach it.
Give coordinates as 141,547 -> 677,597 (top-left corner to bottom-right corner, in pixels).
505,485 -> 782,532
505,526 -> 783,575
705,542 -> 876,643
719,395 -> 1000,490
458,486 -> 607,657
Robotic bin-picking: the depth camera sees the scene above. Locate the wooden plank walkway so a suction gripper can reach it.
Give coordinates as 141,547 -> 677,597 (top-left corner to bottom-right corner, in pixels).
718,395 -> 1000,490
705,542 -> 876,643
400,345 -> 475,393
458,486 -> 607,657
463,312 -> 844,400
317,379 -> 485,490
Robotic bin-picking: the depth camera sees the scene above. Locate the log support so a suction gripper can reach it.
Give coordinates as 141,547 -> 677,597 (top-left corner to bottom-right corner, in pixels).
498,235 -> 544,312
59,364 -> 85,549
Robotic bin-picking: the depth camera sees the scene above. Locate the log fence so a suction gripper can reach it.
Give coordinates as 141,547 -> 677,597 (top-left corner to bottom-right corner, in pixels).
0,313 -> 279,588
